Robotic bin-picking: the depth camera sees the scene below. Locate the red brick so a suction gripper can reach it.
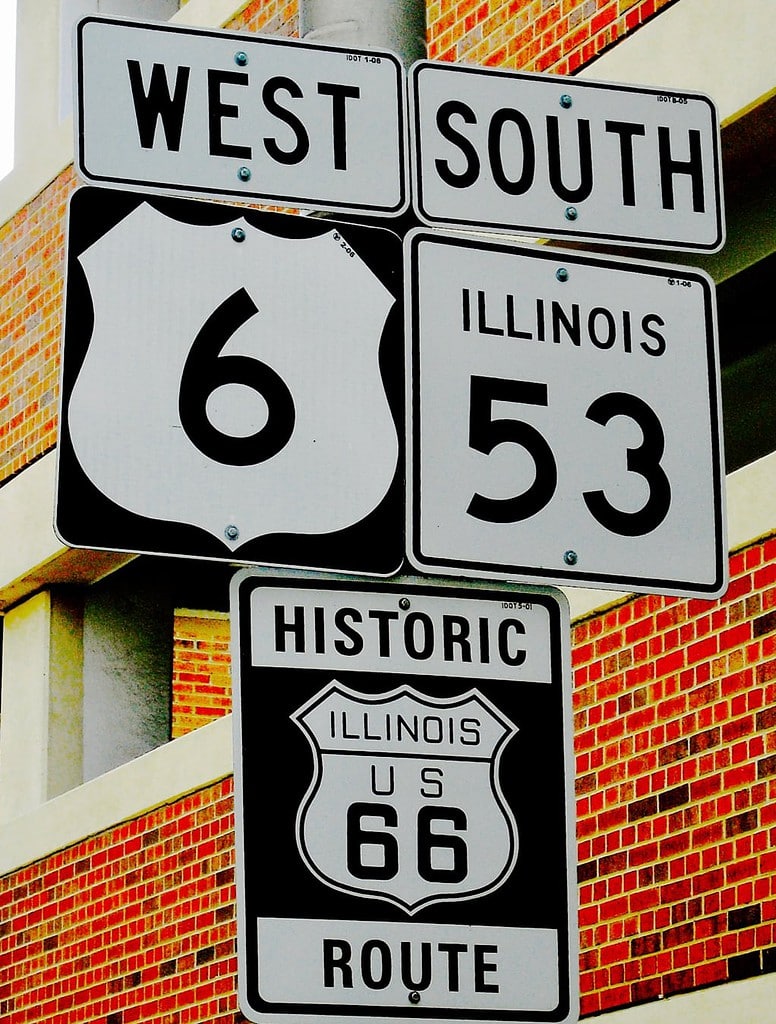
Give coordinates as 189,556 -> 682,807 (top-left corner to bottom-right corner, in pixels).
687,636 -> 718,664
656,650 -> 685,677
591,1 -> 617,33
721,623 -> 754,650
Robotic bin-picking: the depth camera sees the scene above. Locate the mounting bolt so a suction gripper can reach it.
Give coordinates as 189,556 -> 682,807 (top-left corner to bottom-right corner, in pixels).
559,93 -> 573,109
231,227 -> 246,243
408,991 -> 421,1004
225,524 -> 240,542
564,550 -> 578,566
237,166 -> 252,182
555,267 -> 569,282
399,597 -> 411,611
565,206 -> 578,221
234,50 -> 248,66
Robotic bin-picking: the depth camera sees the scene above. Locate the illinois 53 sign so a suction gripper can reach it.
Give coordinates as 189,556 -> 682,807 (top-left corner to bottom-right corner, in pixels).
231,574 -> 577,1024
56,187 -> 403,574
406,230 -> 726,598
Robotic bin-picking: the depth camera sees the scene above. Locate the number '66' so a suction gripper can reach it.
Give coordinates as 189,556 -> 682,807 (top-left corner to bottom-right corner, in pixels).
347,802 -> 468,884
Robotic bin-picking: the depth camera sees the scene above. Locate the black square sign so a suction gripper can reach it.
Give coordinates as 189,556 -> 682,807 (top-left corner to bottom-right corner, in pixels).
231,573 -> 578,1024
56,187 -> 404,575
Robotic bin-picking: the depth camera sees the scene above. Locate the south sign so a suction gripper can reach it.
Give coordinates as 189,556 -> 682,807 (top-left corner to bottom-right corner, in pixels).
231,575 -> 577,1024
410,60 -> 723,251
75,16 -> 408,216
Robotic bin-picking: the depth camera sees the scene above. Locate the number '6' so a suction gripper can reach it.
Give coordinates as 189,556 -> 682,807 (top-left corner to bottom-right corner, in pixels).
179,288 -> 295,467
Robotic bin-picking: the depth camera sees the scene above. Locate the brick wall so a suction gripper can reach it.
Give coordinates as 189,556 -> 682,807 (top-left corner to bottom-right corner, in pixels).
172,614 -> 232,739
233,0 -> 298,36
574,536 -> 776,1013
0,779 -> 237,1024
0,167 -> 77,484
427,0 -> 678,73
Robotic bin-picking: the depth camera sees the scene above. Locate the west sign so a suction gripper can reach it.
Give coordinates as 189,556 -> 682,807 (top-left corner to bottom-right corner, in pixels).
231,574 -> 577,1024
75,16 -> 408,216
410,60 -> 724,251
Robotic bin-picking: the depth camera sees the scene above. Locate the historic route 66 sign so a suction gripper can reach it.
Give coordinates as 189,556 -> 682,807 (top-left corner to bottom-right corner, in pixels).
231,574 -> 577,1024
55,187 -> 403,575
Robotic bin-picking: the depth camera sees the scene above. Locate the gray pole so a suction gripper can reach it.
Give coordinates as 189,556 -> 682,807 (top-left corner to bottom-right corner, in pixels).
299,0 -> 427,65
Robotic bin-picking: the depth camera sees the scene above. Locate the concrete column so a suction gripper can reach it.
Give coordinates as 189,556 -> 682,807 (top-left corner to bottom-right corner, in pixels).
0,588 -> 85,821
82,564 -> 173,781
47,588 -> 85,797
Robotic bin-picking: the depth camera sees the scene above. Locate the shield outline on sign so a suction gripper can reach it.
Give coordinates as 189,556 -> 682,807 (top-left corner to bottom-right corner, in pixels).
291,679 -> 519,915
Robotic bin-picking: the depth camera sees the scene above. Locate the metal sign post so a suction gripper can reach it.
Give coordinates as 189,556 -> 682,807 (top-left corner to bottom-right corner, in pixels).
406,229 -> 727,597
231,573 -> 577,1024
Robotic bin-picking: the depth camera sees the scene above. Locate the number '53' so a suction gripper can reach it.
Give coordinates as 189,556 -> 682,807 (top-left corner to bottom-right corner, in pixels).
467,375 -> 671,537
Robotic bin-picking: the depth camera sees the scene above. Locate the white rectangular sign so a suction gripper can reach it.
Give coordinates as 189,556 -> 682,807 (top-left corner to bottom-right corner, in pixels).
75,16 -> 408,216
232,575 -> 578,1024
406,230 -> 727,598
410,60 -> 724,251
257,919 -> 560,1010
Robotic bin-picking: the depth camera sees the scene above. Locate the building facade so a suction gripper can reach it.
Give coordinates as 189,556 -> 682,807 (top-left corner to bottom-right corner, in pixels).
1,0 -> 775,1022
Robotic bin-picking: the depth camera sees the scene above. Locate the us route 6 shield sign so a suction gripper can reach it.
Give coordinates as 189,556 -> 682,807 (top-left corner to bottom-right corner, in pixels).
55,187 -> 403,575
231,574 -> 577,1024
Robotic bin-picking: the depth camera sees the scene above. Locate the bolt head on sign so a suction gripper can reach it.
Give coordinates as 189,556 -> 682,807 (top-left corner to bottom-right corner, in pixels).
55,187 -> 404,575
231,574 -> 578,1024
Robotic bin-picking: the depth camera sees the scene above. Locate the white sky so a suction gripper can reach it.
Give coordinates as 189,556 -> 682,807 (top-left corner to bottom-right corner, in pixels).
0,1 -> 17,179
